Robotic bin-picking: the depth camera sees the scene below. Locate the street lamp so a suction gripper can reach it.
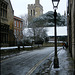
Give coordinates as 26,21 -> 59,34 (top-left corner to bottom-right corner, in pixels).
52,0 -> 60,9
52,0 -> 60,68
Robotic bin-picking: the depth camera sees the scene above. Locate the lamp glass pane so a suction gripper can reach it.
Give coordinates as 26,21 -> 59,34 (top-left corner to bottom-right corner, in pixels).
53,2 -> 58,6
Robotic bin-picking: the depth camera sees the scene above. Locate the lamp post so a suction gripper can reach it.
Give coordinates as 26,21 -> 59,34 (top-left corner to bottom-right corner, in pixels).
52,0 -> 60,68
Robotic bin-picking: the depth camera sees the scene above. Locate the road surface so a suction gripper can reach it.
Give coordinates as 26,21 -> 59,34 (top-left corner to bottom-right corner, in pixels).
1,47 -> 61,75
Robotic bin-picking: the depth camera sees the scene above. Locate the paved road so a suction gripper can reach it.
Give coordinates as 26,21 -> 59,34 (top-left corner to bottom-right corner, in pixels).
1,47 -> 61,75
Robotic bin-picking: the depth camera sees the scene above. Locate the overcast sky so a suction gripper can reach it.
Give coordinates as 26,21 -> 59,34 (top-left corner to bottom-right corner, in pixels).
10,0 -> 68,17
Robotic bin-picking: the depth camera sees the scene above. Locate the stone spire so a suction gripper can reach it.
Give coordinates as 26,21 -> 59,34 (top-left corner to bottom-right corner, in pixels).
64,11 -> 66,16
35,0 -> 40,5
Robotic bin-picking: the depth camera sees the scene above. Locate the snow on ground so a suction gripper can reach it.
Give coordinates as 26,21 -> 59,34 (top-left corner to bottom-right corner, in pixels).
48,41 -> 63,43
0,46 -> 32,50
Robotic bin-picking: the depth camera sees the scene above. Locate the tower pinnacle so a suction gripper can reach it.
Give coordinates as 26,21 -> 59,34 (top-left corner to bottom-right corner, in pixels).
35,0 -> 40,4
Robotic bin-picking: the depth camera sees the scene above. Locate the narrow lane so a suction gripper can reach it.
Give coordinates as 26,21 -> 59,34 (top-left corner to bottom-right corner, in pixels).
1,47 -> 61,75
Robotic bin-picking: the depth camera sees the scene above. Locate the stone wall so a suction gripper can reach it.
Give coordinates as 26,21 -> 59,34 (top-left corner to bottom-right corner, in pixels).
71,0 -> 75,60
67,0 -> 75,61
1,0 -> 15,46
7,0 -> 14,30
28,0 -> 43,23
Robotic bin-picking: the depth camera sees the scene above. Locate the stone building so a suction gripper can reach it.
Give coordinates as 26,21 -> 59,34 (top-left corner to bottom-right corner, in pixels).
28,0 -> 43,23
14,16 -> 23,45
67,0 -> 75,61
0,0 -> 15,46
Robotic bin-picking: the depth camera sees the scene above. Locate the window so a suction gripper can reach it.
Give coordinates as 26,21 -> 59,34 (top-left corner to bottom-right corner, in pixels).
17,30 -> 19,36
20,31 -> 21,36
14,29 -> 16,35
20,22 -> 22,28
6,34 -> 8,43
31,10 -> 32,16
20,30 -> 22,36
1,2 -> 7,18
1,7 -> 2,16
14,21 -> 16,26
33,10 -> 35,16
17,21 -> 19,27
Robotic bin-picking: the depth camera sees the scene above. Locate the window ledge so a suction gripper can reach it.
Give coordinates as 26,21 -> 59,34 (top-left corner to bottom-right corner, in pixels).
1,17 -> 8,21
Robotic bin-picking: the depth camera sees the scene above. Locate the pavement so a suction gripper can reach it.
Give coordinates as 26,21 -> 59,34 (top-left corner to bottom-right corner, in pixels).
50,48 -> 75,75
32,48 -> 75,75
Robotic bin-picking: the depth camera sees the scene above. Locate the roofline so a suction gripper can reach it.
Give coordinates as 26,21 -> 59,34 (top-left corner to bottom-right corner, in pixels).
14,16 -> 23,21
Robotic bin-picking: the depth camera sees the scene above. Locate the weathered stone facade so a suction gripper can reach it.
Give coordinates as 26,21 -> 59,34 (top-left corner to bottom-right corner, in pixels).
0,0 -> 15,46
28,0 -> 43,23
67,0 -> 75,61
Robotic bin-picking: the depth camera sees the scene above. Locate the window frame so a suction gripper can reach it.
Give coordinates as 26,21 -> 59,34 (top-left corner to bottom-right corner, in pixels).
1,2 -> 7,18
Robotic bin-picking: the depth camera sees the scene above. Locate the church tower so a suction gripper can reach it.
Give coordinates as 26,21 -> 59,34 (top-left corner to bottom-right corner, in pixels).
35,0 -> 39,4
28,0 -> 43,23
